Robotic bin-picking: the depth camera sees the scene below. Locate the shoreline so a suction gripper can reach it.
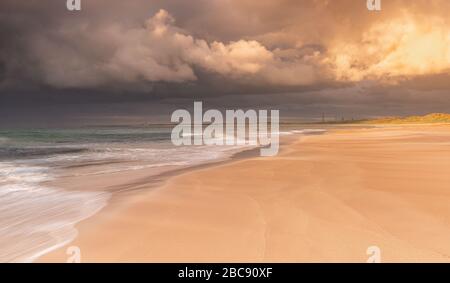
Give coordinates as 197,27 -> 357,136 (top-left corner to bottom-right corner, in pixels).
34,133 -> 301,262
40,124 -> 450,262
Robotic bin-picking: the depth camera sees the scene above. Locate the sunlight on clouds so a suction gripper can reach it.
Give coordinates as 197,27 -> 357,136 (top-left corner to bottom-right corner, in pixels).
39,9 -> 317,88
12,1 -> 450,89
328,14 -> 450,82
84,8 -> 450,87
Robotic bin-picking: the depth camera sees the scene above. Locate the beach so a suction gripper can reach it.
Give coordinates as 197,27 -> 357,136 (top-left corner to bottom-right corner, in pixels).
39,125 -> 450,262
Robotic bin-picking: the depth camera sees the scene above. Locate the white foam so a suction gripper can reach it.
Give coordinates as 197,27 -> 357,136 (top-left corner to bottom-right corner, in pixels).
0,162 -> 110,262
291,129 -> 327,134
0,135 -> 259,262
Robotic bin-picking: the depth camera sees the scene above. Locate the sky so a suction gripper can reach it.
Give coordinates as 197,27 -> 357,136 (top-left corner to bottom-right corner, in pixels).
0,0 -> 449,126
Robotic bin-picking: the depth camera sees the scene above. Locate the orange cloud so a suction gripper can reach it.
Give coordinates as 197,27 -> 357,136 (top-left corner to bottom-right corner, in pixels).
327,13 -> 450,82
5,0 -> 450,89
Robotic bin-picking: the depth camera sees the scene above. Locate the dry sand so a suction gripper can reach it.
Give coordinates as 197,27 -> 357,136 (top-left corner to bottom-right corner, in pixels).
40,125 -> 450,262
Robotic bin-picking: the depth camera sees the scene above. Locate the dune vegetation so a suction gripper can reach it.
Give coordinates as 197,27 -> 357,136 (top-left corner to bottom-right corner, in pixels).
364,113 -> 450,124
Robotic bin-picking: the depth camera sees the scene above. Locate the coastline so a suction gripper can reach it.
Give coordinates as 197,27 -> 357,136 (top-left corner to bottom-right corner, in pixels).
34,133 -> 298,262
40,125 -> 450,262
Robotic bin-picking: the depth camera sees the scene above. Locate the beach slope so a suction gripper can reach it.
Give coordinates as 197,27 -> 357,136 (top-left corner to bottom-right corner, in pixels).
41,125 -> 450,262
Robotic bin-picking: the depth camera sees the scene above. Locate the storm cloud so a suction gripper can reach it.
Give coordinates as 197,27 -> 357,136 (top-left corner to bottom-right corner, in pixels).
0,0 -> 449,124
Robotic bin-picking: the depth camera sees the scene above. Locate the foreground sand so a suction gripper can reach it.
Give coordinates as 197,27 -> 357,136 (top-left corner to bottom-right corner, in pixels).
40,125 -> 450,262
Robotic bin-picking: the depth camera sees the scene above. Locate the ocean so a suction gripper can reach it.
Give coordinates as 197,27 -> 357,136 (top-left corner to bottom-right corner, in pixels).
0,125 -> 325,262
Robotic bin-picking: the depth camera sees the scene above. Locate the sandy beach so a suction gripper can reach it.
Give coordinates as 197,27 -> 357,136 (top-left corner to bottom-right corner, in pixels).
39,125 -> 450,263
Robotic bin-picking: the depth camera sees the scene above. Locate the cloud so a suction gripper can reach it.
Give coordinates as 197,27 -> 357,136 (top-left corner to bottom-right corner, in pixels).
327,12 -> 450,82
1,0 -> 450,92
23,9 -> 322,88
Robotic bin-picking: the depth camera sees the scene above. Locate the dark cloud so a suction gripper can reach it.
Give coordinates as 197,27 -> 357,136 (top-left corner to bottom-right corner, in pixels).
0,0 -> 449,125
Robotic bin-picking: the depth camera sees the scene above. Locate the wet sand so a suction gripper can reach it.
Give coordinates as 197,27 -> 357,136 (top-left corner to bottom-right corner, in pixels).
40,125 -> 450,262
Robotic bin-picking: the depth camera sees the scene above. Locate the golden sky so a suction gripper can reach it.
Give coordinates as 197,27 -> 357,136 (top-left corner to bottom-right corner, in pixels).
0,0 -> 449,123
0,0 -> 448,89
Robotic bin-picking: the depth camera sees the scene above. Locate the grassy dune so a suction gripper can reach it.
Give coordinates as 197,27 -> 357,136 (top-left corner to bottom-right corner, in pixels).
364,113 -> 450,124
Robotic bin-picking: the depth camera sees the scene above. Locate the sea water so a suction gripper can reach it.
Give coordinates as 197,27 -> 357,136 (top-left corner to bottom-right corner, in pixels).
0,126 -> 324,262
0,126 -> 254,262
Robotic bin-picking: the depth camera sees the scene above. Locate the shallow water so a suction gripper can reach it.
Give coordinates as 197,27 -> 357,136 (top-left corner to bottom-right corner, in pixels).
0,125 -> 324,262
0,127 -> 252,262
